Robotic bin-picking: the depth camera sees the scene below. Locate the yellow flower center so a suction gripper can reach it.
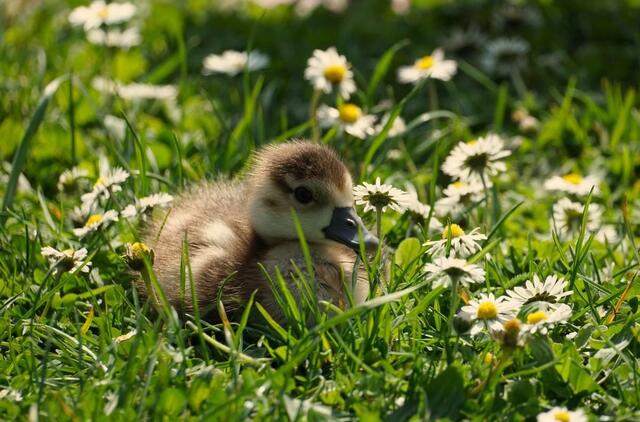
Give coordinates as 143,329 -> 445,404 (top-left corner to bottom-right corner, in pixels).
94,176 -> 106,188
415,55 -> 434,70
476,301 -> 498,320
323,64 -> 347,84
442,224 -> 465,239
452,181 -> 464,188
62,248 -> 75,258
97,6 -> 109,18
130,242 -> 151,257
85,214 -> 103,227
527,310 -> 548,325
562,173 -> 583,185
466,139 -> 478,146
553,411 -> 571,422
338,104 -> 362,124
483,352 -> 494,365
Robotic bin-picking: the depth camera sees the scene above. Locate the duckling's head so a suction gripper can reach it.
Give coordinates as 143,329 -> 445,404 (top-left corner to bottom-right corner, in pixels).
247,140 -> 378,252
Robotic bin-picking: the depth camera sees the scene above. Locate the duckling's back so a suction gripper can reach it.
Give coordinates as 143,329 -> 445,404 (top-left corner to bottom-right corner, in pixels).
142,180 -> 257,316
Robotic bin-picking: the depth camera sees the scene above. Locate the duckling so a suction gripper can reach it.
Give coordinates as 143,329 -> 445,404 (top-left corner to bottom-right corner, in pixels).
141,140 -> 378,322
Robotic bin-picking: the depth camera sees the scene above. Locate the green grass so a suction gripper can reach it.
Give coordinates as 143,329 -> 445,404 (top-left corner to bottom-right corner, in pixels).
2,1 -> 640,420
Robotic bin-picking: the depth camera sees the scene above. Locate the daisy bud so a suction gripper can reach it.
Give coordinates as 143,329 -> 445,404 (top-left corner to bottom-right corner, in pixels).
453,312 -> 473,335
501,318 -> 522,348
124,242 -> 154,271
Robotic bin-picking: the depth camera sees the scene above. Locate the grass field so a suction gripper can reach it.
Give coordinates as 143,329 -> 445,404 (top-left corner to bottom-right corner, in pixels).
2,1 -> 640,420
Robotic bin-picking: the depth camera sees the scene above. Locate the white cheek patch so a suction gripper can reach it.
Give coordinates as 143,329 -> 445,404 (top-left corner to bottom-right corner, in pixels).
297,208 -> 333,241
203,220 -> 237,246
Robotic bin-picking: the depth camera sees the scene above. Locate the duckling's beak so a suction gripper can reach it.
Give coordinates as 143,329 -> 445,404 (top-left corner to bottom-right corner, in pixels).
322,207 -> 379,252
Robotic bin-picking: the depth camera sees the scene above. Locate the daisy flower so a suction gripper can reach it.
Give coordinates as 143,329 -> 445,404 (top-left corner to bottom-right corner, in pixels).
374,114 -> 406,138
493,318 -> 525,348
442,26 -> 486,57
41,246 -> 92,275
459,293 -> 517,336
595,224 -> 618,244
304,47 -> 356,99
521,303 -> 572,335
92,77 -> 178,101
253,0 -> 296,8
203,50 -> 270,76
0,388 -> 23,402
434,180 -> 485,218
391,0 -> 410,14
493,4 -> 542,30
124,242 -> 154,270
441,134 -> 511,183
317,103 -> 376,139
104,115 -> 127,140
551,198 -> 602,239
424,257 -> 485,289
397,48 -> 458,84
482,37 -> 529,77
57,166 -> 89,192
353,177 -> 411,213
544,173 -> 600,196
81,167 -> 130,204
511,108 -> 539,132
295,0 -> 349,16
121,193 -> 173,219
505,274 -> 572,312
69,1 -> 136,31
86,27 -> 141,49
404,196 -> 443,232
536,407 -> 587,422
425,224 -> 486,258
73,210 -> 119,237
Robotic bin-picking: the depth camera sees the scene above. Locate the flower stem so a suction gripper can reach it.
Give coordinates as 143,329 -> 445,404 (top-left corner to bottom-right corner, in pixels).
445,275 -> 460,365
428,80 -> 439,111
481,174 -> 490,231
309,89 -> 322,142
375,205 -> 382,239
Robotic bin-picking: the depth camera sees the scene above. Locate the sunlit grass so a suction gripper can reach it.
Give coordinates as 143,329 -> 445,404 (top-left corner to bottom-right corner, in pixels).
2,1 -> 640,421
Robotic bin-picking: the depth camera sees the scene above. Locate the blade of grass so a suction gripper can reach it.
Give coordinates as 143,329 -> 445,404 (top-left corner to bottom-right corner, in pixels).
2,76 -> 67,226
366,40 -> 409,102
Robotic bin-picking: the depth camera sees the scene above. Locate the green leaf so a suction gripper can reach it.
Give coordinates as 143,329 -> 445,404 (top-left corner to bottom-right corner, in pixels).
528,336 -> 555,364
1,75 -> 67,225
159,387 -> 187,416
366,40 -> 409,101
506,379 -> 536,405
555,343 -> 599,393
425,365 -> 465,420
394,237 -> 422,278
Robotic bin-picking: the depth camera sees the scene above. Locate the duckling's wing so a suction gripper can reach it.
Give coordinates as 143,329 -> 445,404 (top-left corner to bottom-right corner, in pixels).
142,180 -> 253,314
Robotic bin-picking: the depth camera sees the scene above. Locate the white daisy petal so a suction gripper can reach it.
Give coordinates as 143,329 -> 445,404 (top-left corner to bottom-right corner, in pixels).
544,173 -> 600,196
203,50 -> 270,76
441,134 -> 510,184
424,257 -> 485,288
317,103 -> 376,139
353,177 -> 411,213
305,47 -> 356,99
69,1 -> 136,31
536,407 -> 587,422
397,48 -> 457,84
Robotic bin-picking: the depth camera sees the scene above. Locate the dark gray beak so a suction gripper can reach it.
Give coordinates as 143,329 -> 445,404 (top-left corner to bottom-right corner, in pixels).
322,207 -> 379,252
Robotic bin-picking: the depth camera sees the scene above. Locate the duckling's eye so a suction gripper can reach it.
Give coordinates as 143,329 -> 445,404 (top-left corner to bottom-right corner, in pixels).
293,186 -> 314,204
